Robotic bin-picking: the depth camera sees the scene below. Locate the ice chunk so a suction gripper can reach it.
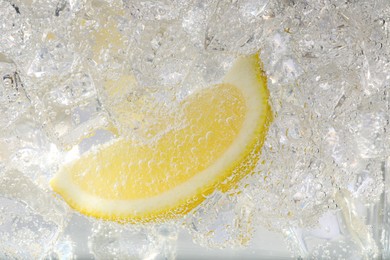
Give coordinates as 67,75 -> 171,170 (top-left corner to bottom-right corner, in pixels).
89,222 -> 177,259
0,170 -> 68,258
186,191 -> 255,248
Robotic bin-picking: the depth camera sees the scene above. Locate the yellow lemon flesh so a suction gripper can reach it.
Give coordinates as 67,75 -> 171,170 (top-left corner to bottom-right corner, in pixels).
51,54 -> 272,223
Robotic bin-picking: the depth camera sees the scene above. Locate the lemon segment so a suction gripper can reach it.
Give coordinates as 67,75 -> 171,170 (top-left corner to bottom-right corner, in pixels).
51,54 -> 272,223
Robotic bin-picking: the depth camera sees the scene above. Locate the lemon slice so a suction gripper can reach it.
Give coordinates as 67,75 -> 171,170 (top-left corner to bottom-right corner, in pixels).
51,54 -> 272,223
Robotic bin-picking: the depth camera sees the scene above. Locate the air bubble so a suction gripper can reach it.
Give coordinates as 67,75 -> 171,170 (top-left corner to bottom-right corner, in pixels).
315,191 -> 326,202
315,183 -> 323,191
293,192 -> 304,202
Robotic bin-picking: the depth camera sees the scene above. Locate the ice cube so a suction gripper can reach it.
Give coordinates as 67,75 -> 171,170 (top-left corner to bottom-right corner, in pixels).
186,191 -> 255,248
89,222 -> 177,259
0,170 -> 68,258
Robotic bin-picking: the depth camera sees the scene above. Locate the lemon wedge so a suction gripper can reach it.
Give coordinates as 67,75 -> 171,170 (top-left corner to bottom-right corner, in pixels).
51,54 -> 272,223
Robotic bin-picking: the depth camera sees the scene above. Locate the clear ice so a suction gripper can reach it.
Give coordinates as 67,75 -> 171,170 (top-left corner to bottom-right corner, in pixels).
0,0 -> 389,258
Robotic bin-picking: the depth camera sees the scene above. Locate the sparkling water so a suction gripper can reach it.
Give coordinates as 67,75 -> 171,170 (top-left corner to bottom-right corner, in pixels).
0,0 -> 389,258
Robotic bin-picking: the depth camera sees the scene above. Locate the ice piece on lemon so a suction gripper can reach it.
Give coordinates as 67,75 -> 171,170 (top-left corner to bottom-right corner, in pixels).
51,54 -> 272,223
